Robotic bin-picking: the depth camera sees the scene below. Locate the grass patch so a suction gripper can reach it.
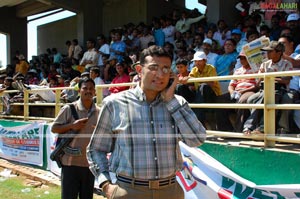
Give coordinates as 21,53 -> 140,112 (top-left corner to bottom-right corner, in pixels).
0,175 -> 61,199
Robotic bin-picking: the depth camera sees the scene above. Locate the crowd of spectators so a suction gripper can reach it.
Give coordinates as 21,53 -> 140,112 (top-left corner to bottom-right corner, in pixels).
1,4 -> 300,135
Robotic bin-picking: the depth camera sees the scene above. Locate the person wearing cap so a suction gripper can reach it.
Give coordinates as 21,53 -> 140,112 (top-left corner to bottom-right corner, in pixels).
202,38 -> 218,66
87,45 -> 205,199
216,51 -> 258,132
130,61 -> 142,89
286,13 -> 300,47
189,51 -> 221,123
243,41 -> 293,135
80,39 -> 99,70
231,28 -> 247,53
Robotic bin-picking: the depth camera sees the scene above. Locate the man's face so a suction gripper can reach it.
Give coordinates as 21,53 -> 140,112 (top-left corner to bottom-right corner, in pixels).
266,50 -> 281,62
79,81 -> 95,101
202,43 -> 211,53
232,34 -> 241,42
287,20 -> 297,29
278,37 -> 293,52
194,59 -> 206,71
176,64 -> 188,75
140,55 -> 171,93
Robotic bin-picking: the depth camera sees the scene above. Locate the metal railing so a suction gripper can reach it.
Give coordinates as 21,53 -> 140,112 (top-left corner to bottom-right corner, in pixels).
1,70 -> 300,148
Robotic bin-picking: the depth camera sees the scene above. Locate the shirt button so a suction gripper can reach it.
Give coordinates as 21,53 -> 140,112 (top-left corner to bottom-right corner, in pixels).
153,138 -> 156,142
172,125 -> 175,128
151,121 -> 154,124
155,176 -> 159,179
154,157 -> 157,160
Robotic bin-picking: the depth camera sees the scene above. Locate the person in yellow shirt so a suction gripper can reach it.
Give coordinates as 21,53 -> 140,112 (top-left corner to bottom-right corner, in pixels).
14,55 -> 29,76
189,51 -> 221,124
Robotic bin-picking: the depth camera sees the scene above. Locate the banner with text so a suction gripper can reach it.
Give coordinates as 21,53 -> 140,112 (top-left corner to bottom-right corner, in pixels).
0,122 -> 44,166
177,142 -> 300,199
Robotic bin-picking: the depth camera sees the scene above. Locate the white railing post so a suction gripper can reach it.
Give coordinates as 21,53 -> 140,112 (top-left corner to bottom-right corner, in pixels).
263,76 -> 276,147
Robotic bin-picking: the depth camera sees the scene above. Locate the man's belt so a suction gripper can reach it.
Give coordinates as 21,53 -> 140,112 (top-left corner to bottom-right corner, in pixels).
117,174 -> 176,190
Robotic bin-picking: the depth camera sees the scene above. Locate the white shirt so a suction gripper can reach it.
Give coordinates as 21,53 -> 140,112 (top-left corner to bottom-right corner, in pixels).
98,44 -> 110,66
80,48 -> 98,66
162,25 -> 175,44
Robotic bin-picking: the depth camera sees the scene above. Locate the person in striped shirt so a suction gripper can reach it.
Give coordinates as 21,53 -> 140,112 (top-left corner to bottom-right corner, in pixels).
216,51 -> 259,132
87,45 -> 206,199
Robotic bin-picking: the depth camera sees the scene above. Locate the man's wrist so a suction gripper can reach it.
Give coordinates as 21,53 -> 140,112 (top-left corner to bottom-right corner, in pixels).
100,180 -> 111,191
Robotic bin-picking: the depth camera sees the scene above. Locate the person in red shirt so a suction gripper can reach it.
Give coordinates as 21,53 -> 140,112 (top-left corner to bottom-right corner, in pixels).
109,62 -> 131,94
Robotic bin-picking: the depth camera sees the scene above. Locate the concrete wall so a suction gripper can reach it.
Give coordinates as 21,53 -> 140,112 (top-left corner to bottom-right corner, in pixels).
0,7 -> 27,64
102,0 -> 147,36
37,16 -> 77,56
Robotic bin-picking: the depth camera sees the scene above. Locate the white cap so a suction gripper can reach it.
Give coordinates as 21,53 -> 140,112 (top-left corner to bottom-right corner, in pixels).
192,51 -> 207,61
287,13 -> 299,22
203,38 -> 212,45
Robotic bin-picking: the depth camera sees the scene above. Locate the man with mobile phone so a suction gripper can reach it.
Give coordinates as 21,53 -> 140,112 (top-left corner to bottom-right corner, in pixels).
87,45 -> 206,199
52,78 -> 100,199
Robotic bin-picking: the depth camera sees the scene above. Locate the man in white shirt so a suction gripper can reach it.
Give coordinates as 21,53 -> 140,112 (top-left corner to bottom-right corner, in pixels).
201,38 -> 218,66
80,39 -> 99,70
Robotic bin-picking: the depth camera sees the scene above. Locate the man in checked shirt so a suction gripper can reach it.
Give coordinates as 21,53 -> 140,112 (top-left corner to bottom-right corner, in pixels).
87,45 -> 206,199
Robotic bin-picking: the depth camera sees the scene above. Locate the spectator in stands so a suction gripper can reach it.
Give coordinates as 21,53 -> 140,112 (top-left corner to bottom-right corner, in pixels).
89,67 -> 109,98
216,51 -> 258,132
0,76 -> 17,115
243,41 -> 293,135
189,51 -> 221,123
72,39 -> 83,61
108,62 -> 130,94
140,26 -> 155,50
52,78 -> 100,199
80,39 -> 98,70
65,40 -> 74,59
62,63 -> 81,81
60,79 -> 78,103
192,33 -> 204,52
175,58 -> 195,103
126,28 -> 141,55
104,56 -> 118,83
286,13 -> 300,46
201,38 -> 218,66
213,19 -> 231,47
25,69 -> 39,85
277,34 -> 300,135
175,10 -> 205,34
14,55 -> 29,76
215,39 -> 238,77
110,30 -> 126,63
97,34 -> 110,77
52,48 -> 63,64
163,17 -> 176,44
231,28 -> 247,53
270,14 -> 282,41
153,19 -> 165,47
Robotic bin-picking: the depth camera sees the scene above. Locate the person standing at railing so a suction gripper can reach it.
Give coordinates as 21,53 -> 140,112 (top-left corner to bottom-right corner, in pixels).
52,78 -> 100,199
189,51 -> 221,126
243,41 -> 293,135
215,51 -> 259,132
87,45 -> 206,199
277,34 -> 300,135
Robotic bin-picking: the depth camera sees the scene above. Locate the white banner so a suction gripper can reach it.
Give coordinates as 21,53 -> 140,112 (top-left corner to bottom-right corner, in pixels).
0,122 -> 44,166
177,142 -> 300,199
